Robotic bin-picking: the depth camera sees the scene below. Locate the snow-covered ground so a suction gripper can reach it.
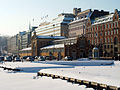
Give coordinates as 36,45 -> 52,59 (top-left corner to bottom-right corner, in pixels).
40,61 -> 120,87
0,62 -> 94,90
0,60 -> 119,90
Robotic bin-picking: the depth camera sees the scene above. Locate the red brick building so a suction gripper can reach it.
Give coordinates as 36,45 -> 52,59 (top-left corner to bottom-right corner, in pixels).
86,9 -> 120,59
69,8 -> 109,38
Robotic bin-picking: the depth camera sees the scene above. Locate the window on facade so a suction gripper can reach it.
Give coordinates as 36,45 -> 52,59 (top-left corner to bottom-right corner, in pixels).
100,39 -> 102,43
105,32 -> 107,36
61,49 -> 64,52
105,24 -> 106,29
114,37 -> 118,45
108,24 -> 109,28
105,38 -> 107,43
111,31 -> 113,35
93,27 -> 94,31
97,25 -> 99,31
116,29 -> 118,34
109,24 -> 111,28
111,45 -> 113,48
114,29 -> 116,34
92,40 -> 94,45
111,23 -> 113,28
108,38 -> 110,42
108,45 -> 109,49
88,40 -> 90,44
116,22 -> 118,27
108,31 -> 109,35
113,23 -> 115,28
111,37 -> 113,42
114,47 -> 118,52
104,45 -> 106,49
96,33 -> 98,37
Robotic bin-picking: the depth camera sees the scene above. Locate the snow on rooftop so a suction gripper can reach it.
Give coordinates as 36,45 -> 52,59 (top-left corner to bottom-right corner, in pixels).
93,14 -> 114,25
20,47 -> 31,51
69,17 -> 88,24
40,44 -> 64,50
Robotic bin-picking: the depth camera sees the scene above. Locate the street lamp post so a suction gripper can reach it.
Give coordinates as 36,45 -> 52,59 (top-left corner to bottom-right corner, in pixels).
53,24 -> 55,59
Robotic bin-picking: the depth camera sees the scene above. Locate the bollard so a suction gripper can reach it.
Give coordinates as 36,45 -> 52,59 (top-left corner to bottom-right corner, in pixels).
83,80 -> 90,88
60,76 -> 64,80
97,83 -> 106,90
70,78 -> 75,82
62,77 -> 66,80
47,74 -> 50,77
107,85 -> 119,90
67,78 -> 71,82
64,77 -> 69,80
52,75 -> 59,79
90,82 -> 98,89
36,72 -> 120,90
99,83 -> 107,89
43,73 -> 46,76
76,79 -> 82,85
40,73 -> 43,76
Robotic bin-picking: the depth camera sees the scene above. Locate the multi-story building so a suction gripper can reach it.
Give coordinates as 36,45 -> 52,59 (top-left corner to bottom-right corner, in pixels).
69,8 -> 109,38
35,13 -> 75,38
17,31 -> 27,51
86,9 -> 120,58
31,32 -> 65,56
39,35 -> 89,59
16,26 -> 37,51
7,35 -> 18,55
0,36 -> 8,55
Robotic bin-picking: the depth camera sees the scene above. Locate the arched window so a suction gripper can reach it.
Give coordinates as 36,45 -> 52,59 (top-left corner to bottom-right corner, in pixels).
114,37 -> 118,45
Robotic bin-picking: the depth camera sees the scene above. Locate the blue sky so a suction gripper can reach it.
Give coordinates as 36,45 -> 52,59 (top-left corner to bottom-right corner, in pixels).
0,0 -> 120,36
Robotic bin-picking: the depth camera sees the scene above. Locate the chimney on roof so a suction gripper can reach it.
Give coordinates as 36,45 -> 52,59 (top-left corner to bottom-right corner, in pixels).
101,10 -> 104,12
73,8 -> 81,16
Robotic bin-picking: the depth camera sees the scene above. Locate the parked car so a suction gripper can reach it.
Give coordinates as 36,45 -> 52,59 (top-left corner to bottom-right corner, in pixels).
26,56 -> 34,61
5,56 -> 12,62
0,56 -> 4,61
38,56 -> 45,61
45,56 -> 56,60
22,56 -> 29,59
78,58 -> 90,61
64,56 -> 73,61
14,57 -> 21,62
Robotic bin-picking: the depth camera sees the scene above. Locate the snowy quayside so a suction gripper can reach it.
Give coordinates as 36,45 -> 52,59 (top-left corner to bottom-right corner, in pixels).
0,60 -> 120,90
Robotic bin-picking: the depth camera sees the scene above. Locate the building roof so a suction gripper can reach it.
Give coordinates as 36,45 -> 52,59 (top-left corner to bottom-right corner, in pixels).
69,17 -> 88,24
36,36 -> 66,39
20,47 -> 31,51
40,44 -> 64,50
19,31 -> 26,36
54,37 -> 77,42
92,14 -> 114,25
